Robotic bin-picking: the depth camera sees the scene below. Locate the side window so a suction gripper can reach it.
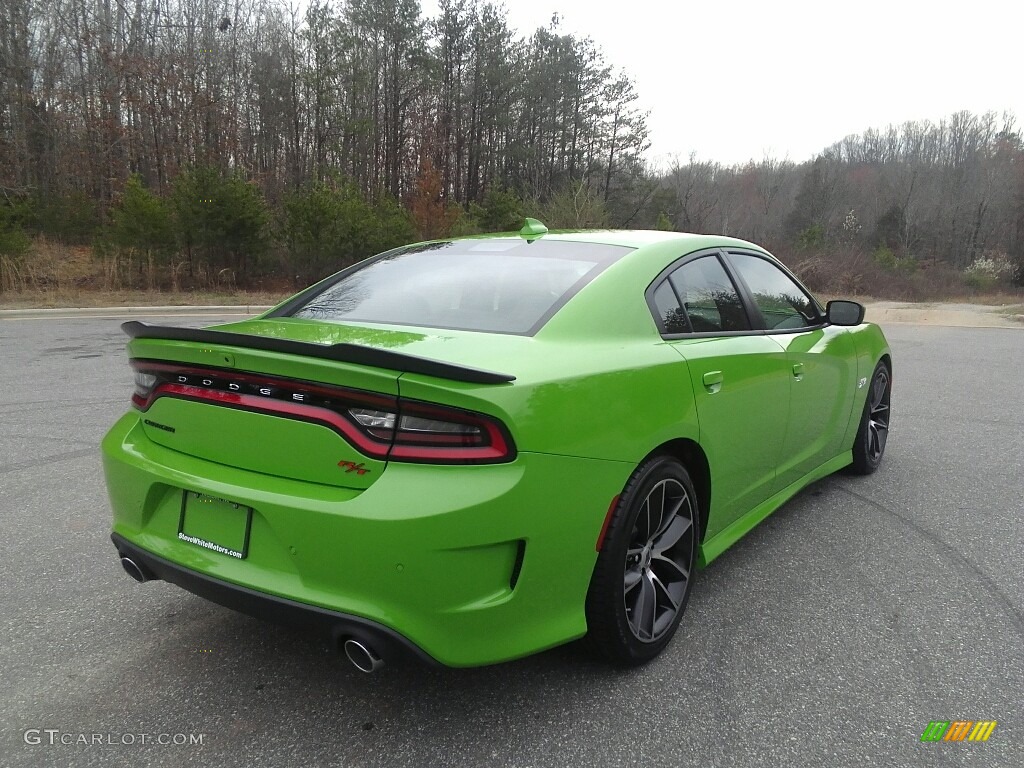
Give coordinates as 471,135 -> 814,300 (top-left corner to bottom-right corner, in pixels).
652,281 -> 691,333
728,253 -> 821,330
668,256 -> 751,333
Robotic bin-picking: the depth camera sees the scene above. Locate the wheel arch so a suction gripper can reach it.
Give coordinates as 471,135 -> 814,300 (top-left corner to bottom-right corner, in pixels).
646,438 -> 711,545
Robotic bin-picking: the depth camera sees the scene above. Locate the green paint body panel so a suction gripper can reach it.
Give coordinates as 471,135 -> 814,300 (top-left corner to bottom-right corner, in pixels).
104,414 -> 631,666
102,230 -> 891,667
141,396 -> 389,489
666,335 -> 792,536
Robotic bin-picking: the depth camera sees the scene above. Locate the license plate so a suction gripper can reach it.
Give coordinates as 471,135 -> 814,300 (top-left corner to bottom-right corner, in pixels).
177,491 -> 252,559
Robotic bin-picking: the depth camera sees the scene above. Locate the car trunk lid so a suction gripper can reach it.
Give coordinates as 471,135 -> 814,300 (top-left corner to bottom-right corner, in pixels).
125,318 -> 517,489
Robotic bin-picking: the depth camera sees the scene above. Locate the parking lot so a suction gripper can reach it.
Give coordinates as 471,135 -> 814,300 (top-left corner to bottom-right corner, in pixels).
1,314 -> 1021,767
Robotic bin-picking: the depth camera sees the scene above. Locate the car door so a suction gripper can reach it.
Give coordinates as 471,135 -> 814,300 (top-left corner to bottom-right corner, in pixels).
649,252 -> 792,540
724,251 -> 858,489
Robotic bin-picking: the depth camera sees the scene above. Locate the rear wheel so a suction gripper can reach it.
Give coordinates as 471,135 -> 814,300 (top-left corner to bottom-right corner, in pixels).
585,455 -> 699,666
850,361 -> 891,475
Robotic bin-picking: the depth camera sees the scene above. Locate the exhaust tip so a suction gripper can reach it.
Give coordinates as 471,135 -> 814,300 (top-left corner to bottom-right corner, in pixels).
120,556 -> 149,583
343,639 -> 384,673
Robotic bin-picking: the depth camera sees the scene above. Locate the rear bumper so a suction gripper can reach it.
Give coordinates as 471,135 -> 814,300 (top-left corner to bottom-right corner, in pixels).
112,533 -> 437,665
103,413 -> 633,666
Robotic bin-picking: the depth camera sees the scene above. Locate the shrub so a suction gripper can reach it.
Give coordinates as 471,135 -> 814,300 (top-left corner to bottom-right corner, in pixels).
33,192 -> 100,243
797,224 -> 824,249
409,158 -> 460,240
0,205 -> 31,258
109,175 -> 175,259
449,208 -> 483,237
477,189 -> 525,233
781,245 -> 987,302
282,182 -> 415,284
873,246 -> 918,275
872,246 -> 897,269
538,181 -> 607,229
170,165 -> 270,284
964,251 -> 1018,290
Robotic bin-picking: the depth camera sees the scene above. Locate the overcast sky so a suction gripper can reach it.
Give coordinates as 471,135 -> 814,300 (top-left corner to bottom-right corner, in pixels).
422,0 -> 1021,168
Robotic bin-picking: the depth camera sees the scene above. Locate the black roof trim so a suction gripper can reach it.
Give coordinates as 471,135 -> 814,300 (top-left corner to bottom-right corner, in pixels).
121,321 -> 516,384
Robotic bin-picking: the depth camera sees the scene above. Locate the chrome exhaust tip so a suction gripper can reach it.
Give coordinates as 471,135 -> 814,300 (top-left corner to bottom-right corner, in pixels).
343,639 -> 384,673
120,556 -> 149,583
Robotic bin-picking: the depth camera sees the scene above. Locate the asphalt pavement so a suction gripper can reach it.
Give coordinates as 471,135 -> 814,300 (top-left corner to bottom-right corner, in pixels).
0,314 -> 1021,767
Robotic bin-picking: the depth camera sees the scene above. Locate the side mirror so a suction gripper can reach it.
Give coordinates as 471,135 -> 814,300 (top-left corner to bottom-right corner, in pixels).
826,300 -> 865,326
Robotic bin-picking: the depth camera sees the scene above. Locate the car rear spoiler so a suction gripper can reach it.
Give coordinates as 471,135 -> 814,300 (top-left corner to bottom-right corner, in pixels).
121,321 -> 516,384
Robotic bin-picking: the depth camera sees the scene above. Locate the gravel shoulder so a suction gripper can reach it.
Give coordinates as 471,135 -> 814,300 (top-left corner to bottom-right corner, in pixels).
864,300 -> 1024,328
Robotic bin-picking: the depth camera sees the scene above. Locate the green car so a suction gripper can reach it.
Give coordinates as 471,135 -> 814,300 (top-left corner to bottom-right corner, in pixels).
104,223 -> 891,670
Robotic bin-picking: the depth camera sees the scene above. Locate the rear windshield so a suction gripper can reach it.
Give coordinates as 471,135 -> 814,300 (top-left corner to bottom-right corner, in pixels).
285,239 -> 631,334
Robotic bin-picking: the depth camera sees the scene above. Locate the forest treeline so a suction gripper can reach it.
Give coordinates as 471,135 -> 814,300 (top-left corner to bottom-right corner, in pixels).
1,0 -> 1022,296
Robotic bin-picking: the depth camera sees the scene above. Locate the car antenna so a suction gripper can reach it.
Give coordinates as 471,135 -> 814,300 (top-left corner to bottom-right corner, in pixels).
519,217 -> 548,242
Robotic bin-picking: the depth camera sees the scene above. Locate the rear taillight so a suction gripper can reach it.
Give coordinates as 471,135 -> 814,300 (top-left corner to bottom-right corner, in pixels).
346,403 -> 508,461
132,371 -> 157,407
129,360 -> 515,464
389,402 -> 509,462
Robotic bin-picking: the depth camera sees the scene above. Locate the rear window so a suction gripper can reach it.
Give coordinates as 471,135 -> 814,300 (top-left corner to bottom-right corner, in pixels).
286,239 -> 631,334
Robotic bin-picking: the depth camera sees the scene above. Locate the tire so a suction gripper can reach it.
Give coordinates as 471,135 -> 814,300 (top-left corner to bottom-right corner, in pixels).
850,360 -> 891,475
585,455 -> 699,666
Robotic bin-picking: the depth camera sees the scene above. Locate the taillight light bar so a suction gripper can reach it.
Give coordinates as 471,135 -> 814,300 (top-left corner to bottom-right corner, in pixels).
129,360 -> 515,464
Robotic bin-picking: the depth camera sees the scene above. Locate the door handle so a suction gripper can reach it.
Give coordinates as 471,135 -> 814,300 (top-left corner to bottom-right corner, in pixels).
792,363 -> 804,380
702,370 -> 723,393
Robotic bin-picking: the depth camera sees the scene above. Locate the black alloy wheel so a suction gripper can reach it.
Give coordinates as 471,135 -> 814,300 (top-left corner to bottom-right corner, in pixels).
851,361 -> 891,474
586,455 -> 699,666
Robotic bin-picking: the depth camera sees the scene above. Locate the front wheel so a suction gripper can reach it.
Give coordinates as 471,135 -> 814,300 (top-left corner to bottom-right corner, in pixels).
585,455 -> 699,666
850,361 -> 891,475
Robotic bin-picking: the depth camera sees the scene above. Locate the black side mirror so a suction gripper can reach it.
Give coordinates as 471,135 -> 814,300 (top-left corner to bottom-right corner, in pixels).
826,300 -> 866,326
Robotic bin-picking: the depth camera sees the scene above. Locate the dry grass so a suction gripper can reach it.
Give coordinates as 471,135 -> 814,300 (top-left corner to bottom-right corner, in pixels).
1,237 -> 291,308
0,289 -> 288,310
995,304 -> 1024,324
781,247 -> 1024,304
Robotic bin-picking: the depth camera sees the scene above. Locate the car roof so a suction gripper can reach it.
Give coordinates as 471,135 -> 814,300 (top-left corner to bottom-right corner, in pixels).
469,229 -> 768,253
